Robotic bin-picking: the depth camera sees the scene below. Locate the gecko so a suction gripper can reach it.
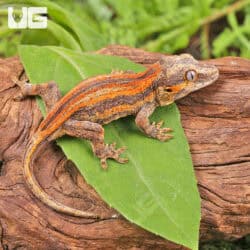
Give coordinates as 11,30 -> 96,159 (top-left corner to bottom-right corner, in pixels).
15,54 -> 219,219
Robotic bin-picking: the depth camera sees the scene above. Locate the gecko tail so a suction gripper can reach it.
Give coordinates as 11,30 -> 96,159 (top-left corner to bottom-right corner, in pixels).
23,135 -> 116,219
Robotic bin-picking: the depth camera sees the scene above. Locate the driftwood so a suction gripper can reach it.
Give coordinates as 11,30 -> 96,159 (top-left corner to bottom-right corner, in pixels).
0,45 -> 249,249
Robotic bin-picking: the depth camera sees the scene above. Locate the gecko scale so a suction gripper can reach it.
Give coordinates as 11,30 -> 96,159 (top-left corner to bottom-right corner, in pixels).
15,54 -> 219,219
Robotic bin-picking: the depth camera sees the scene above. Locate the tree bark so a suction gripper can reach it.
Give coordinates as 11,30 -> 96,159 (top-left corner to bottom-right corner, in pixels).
0,45 -> 249,249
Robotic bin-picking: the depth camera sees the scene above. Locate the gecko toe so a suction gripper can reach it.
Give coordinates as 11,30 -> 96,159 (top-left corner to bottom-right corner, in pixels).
117,157 -> 129,164
100,158 -> 108,170
162,127 -> 172,133
117,146 -> 126,154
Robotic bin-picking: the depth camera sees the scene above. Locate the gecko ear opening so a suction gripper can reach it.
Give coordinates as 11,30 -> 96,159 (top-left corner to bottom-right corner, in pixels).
156,86 -> 174,106
164,88 -> 173,93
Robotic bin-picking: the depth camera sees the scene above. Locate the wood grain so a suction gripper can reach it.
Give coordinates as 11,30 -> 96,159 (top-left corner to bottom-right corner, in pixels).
0,45 -> 249,249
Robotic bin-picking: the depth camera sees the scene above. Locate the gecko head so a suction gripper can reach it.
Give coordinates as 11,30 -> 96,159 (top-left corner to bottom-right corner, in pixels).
155,54 -> 219,106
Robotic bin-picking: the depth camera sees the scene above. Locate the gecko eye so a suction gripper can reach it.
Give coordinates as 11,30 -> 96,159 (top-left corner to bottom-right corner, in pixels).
185,70 -> 197,81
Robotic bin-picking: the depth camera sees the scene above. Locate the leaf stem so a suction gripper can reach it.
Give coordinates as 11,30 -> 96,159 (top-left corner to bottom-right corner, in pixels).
201,0 -> 250,26
201,24 -> 211,59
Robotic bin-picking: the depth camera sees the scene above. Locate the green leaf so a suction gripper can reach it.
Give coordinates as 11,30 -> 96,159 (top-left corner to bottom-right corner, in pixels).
19,45 -> 201,250
21,28 -> 58,47
143,22 -> 199,52
228,13 -> 250,52
87,0 -> 113,21
45,20 -> 82,51
212,24 -> 250,57
136,7 -> 195,40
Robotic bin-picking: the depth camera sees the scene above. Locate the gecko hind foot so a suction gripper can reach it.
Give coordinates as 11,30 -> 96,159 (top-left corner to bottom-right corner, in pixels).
100,143 -> 128,169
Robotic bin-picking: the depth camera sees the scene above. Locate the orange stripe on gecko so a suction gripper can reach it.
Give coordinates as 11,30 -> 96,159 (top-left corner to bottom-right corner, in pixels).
38,63 -> 162,136
94,92 -> 156,123
38,63 -> 161,130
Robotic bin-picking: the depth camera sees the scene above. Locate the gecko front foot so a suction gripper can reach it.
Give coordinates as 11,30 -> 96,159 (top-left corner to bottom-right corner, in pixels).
100,143 -> 128,169
147,121 -> 173,142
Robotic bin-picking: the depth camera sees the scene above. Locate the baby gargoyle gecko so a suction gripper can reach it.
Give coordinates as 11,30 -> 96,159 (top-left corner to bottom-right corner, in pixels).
15,54 -> 219,219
